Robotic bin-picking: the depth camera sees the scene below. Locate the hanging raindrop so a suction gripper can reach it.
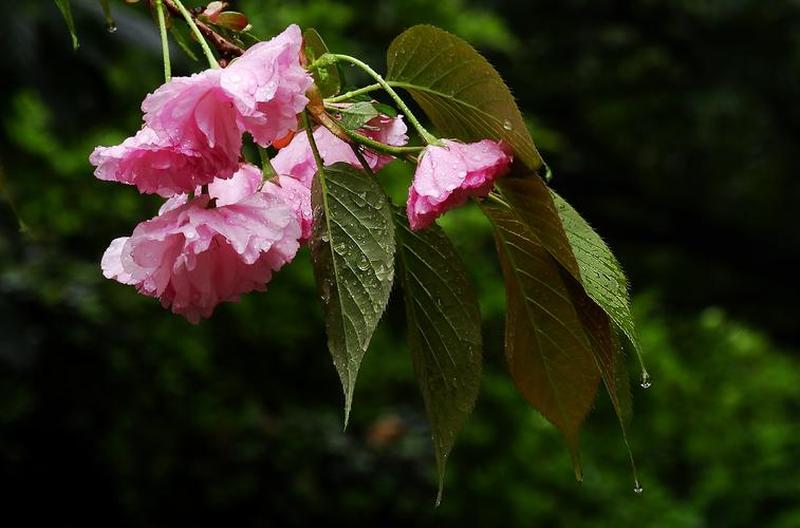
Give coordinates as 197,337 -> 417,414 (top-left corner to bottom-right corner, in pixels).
633,483 -> 644,494
99,0 -> 116,33
640,370 -> 652,389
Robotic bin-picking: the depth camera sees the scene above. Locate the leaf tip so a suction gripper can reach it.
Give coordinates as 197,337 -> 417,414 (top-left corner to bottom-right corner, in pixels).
434,457 -> 447,507
342,394 -> 352,431
569,448 -> 584,484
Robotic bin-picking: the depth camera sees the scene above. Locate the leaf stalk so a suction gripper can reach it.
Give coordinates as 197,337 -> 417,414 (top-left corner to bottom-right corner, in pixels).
154,0 -> 171,81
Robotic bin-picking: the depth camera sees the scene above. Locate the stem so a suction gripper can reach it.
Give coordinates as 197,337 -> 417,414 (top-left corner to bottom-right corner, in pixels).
349,145 -> 375,178
171,0 -> 219,68
345,129 -> 423,158
302,112 -> 325,172
324,83 -> 381,103
306,97 -> 422,162
486,192 -> 510,208
258,146 -> 277,181
161,0 -> 243,58
155,0 -> 171,81
329,54 -> 437,144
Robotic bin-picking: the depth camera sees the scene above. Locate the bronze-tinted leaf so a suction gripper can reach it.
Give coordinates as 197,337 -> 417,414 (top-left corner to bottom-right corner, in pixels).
386,25 -> 544,172
481,197 -> 600,477
492,174 -> 641,479
496,174 -> 581,279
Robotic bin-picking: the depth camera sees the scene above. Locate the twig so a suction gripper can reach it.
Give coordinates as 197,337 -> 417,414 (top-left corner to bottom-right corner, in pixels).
159,0 -> 244,59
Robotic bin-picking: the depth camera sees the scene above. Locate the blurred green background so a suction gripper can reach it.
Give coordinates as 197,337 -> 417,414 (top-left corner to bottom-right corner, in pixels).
2,1 -> 799,526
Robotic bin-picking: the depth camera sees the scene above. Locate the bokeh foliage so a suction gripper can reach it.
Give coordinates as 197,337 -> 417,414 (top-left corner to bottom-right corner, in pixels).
2,1 -> 799,525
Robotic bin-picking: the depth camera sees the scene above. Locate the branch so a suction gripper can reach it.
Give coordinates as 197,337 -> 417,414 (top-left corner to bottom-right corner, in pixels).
159,0 -> 244,60
306,85 -> 421,163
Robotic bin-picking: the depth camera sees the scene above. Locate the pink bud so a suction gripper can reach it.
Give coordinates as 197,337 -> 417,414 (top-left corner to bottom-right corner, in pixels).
201,1 -> 226,22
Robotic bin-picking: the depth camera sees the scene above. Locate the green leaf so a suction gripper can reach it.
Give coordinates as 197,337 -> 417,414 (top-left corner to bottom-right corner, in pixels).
386,24 -> 544,172
310,163 -> 395,425
336,101 -> 380,131
394,210 -> 482,503
481,197 -> 601,478
304,28 -> 341,98
549,191 -> 646,375
372,102 -> 397,118
54,0 -> 79,50
337,94 -> 396,118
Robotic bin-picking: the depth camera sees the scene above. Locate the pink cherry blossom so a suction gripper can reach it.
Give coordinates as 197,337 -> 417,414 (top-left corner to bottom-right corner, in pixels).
263,174 -> 313,242
162,163 -> 313,242
220,24 -> 313,146
407,139 -> 512,230
142,68 -> 243,173
90,126 -> 240,197
211,163 -> 313,242
271,113 -> 408,186
207,162 -> 263,206
101,174 -> 301,323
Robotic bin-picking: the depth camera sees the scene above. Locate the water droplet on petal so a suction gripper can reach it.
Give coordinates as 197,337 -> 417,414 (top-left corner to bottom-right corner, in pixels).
640,371 -> 652,389
502,120 -> 512,131
321,279 -> 331,303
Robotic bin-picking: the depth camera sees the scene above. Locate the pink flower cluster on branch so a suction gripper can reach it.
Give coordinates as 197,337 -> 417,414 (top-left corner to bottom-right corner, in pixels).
93,22 -> 513,322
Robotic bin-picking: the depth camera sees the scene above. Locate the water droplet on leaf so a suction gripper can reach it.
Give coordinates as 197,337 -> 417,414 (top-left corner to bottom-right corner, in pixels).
321,279 -> 331,303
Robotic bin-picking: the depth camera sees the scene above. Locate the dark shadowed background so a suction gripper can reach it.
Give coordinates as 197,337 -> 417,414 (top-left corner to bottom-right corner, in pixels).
1,1 -> 799,526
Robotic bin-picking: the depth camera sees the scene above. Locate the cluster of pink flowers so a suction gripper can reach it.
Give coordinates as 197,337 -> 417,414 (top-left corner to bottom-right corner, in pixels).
93,24 -> 512,321
91,25 -> 312,197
